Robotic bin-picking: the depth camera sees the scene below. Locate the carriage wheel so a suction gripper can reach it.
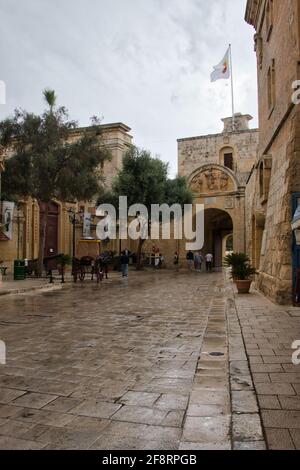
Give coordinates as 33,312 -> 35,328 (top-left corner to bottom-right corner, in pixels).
79,268 -> 86,282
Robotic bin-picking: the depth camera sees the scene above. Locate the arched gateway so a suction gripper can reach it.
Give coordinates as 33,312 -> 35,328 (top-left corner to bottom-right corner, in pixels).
204,209 -> 233,268
178,113 -> 259,263
187,163 -> 245,260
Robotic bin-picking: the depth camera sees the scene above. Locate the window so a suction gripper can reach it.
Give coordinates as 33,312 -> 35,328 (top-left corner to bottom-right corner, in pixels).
259,161 -> 264,199
224,153 -> 233,171
266,0 -> 274,40
226,235 -> 233,252
220,147 -> 234,171
254,33 -> 263,69
267,59 -> 276,113
259,156 -> 272,203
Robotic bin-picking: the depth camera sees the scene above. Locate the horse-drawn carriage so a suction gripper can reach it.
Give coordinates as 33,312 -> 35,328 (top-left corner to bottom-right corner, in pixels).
72,252 -> 112,284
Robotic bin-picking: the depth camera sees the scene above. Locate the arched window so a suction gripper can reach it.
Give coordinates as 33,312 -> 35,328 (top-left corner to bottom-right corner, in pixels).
259,161 -> 264,198
220,147 -> 234,171
226,234 -> 233,252
224,153 -> 233,170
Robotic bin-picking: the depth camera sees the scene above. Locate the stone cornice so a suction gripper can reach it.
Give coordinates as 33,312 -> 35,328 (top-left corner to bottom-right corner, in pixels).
177,128 -> 259,143
69,122 -> 132,137
245,0 -> 262,29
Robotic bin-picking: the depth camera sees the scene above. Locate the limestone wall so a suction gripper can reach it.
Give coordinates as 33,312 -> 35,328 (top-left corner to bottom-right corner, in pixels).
245,0 -> 300,304
178,120 -> 258,187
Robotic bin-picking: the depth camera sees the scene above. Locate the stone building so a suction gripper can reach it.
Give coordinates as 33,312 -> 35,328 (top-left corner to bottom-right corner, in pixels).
0,123 -> 132,269
178,113 -> 259,267
245,0 -> 300,304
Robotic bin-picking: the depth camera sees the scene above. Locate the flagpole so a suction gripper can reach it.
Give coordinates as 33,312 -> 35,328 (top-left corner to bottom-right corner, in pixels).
229,44 -> 235,131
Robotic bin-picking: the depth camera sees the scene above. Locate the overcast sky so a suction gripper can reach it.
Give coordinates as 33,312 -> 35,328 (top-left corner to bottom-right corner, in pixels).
0,0 -> 257,176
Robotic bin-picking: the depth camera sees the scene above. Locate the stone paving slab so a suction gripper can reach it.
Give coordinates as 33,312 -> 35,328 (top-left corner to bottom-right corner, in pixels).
233,284 -> 300,450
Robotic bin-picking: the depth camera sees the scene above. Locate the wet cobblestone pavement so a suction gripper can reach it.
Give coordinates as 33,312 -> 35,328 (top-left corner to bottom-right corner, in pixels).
0,270 -> 299,449
0,271 -> 217,449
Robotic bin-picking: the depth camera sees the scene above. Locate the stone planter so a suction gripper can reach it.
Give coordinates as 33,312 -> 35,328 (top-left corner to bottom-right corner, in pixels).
234,279 -> 252,294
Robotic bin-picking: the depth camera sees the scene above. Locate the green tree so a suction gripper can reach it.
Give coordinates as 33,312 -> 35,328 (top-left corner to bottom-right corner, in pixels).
98,146 -> 193,269
0,89 -> 111,275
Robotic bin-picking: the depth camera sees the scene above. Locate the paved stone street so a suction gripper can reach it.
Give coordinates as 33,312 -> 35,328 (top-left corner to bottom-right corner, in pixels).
0,276 -> 61,297
0,270 -> 299,450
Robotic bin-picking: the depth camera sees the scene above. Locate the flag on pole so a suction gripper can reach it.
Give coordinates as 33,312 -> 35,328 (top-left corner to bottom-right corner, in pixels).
210,48 -> 230,82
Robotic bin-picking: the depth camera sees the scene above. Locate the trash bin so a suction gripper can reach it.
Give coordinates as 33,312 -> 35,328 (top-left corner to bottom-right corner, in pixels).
13,260 -> 26,281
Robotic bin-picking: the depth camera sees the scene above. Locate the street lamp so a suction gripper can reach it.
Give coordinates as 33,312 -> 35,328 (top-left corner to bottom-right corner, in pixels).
67,208 -> 83,271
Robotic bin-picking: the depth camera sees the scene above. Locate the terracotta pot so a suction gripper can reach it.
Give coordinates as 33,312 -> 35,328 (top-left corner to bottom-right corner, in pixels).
234,279 -> 252,294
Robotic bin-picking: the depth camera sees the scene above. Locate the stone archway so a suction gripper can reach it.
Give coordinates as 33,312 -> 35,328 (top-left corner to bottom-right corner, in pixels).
223,233 -> 234,257
203,209 -> 233,268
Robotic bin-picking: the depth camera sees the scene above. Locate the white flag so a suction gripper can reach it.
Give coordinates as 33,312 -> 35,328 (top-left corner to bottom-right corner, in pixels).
210,48 -> 230,82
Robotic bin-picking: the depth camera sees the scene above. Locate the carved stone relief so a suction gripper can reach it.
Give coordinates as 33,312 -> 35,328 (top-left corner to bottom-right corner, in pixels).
190,167 -> 235,194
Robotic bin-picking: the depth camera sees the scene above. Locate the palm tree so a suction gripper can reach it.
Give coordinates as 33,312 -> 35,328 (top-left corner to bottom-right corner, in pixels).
43,88 -> 57,113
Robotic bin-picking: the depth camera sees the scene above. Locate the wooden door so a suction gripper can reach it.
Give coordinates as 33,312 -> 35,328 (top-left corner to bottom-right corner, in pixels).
40,202 -> 59,258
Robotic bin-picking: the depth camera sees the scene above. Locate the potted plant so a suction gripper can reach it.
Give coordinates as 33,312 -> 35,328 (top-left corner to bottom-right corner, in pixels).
224,252 -> 250,279
224,252 -> 257,294
232,264 -> 257,294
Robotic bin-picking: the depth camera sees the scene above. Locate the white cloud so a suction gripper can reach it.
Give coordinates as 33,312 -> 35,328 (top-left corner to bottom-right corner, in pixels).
0,0 -> 257,176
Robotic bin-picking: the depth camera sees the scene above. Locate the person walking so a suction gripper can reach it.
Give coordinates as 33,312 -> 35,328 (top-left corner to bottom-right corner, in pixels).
205,253 -> 213,272
199,252 -> 204,271
186,251 -> 194,271
120,250 -> 130,277
194,252 -> 202,272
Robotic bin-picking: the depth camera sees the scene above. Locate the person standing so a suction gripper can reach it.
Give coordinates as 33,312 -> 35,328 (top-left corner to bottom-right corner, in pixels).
205,253 -> 213,272
186,251 -> 194,271
159,253 -> 164,268
174,252 -> 179,271
120,250 -> 129,277
154,249 -> 160,269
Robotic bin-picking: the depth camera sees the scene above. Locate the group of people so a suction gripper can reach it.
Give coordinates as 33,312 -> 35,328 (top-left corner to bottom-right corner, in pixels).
120,249 -> 214,278
185,250 -> 214,272
150,247 -> 165,269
